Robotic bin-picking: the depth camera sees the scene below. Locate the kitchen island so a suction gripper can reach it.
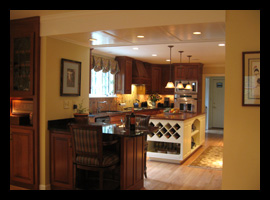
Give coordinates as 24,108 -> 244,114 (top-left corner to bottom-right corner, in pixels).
48,120 -> 150,190
148,112 -> 205,163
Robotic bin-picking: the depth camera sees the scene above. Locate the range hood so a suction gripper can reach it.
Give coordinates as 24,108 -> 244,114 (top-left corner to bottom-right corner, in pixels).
132,60 -> 151,94
132,60 -> 149,79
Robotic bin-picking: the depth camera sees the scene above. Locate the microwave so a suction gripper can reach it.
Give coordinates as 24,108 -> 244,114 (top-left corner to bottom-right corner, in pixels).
175,80 -> 198,94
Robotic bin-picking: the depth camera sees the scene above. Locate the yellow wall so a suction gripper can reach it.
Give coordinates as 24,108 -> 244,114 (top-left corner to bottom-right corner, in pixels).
40,37 -> 89,188
222,10 -> 260,190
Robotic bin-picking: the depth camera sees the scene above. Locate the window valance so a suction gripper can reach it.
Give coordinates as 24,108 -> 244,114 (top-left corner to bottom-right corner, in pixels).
91,55 -> 119,75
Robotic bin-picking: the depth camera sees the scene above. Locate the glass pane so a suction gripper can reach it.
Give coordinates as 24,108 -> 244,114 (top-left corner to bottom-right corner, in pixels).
91,69 -> 115,96
13,37 -> 31,91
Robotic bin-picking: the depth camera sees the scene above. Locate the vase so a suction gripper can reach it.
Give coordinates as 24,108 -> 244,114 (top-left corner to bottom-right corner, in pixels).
151,101 -> 156,108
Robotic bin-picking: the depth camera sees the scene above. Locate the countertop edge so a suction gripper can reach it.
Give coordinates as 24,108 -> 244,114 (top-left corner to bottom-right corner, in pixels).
150,112 -> 206,121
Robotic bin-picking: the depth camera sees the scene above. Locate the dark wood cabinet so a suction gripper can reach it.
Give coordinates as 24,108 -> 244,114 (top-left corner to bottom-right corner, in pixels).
10,17 -> 40,190
115,56 -> 133,94
151,66 -> 162,93
10,17 -> 40,97
10,128 -> 34,186
120,136 -> 144,190
150,64 -> 174,95
50,129 -> 145,190
174,63 -> 203,80
50,131 -> 73,190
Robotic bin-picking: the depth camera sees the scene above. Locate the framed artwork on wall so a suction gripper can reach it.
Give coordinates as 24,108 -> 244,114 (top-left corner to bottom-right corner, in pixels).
242,51 -> 260,106
60,58 -> 81,96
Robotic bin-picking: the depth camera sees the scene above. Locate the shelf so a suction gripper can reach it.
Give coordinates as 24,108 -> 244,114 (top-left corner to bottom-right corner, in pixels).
191,130 -> 199,137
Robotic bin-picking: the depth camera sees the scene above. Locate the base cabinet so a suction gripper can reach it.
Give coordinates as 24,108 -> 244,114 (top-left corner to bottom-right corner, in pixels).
120,136 -> 144,190
50,131 -> 73,190
50,130 -> 145,190
10,128 -> 34,187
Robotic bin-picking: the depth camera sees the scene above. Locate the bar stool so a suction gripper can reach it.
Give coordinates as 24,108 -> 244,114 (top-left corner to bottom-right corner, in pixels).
70,124 -> 119,190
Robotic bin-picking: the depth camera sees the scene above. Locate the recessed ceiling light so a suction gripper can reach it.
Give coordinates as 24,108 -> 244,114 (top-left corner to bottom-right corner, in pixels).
89,38 -> 97,41
152,54 -> 157,57
193,32 -> 201,35
137,35 -> 144,38
218,43 -> 225,46
133,47 -> 139,50
166,59 -> 170,62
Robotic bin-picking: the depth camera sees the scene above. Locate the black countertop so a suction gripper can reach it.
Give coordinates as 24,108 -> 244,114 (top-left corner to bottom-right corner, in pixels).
48,118 -> 151,137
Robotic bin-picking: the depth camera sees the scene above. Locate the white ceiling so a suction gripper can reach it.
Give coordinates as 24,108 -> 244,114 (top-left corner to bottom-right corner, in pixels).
10,10 -> 225,66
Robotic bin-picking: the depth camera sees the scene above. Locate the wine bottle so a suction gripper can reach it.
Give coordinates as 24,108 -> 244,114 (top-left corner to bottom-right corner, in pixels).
130,107 -> 135,131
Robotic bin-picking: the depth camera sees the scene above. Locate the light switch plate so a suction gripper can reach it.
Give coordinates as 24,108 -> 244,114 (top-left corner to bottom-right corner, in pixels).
63,100 -> 70,109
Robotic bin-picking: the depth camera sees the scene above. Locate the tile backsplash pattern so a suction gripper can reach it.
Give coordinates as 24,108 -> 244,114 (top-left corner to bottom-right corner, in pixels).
89,85 -> 174,114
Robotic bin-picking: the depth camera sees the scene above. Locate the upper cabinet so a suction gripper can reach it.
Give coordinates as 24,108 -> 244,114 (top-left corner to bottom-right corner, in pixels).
151,64 -> 174,95
10,17 -> 40,97
174,63 -> 203,80
115,56 -> 133,94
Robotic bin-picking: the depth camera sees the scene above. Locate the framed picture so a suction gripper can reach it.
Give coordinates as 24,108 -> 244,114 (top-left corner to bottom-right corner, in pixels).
242,51 -> 260,106
60,58 -> 81,96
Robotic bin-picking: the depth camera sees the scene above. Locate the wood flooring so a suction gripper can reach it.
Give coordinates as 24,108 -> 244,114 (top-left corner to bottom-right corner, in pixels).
143,130 -> 223,190
10,129 -> 223,190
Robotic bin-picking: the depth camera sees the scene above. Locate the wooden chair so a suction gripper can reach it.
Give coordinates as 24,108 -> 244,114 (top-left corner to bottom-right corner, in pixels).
70,124 -> 119,190
125,114 -> 150,178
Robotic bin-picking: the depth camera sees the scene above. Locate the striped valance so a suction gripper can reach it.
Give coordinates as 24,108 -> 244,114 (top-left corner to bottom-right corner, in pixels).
91,55 -> 119,75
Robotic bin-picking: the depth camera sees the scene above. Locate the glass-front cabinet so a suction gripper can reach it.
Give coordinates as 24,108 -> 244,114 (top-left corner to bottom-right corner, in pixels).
10,32 -> 34,97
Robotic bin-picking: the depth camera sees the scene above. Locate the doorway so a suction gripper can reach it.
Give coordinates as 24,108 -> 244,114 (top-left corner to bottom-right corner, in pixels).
205,77 -> 225,130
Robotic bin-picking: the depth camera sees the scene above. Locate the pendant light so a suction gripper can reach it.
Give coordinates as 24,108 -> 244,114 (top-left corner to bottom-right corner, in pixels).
185,55 -> 192,90
176,51 -> 184,89
165,45 -> 175,88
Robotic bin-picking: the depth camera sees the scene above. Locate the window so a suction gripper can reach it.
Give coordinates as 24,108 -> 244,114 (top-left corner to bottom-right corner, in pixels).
89,69 -> 116,97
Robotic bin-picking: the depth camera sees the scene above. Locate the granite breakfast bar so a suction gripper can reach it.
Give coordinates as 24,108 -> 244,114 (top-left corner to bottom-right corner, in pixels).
147,113 -> 206,164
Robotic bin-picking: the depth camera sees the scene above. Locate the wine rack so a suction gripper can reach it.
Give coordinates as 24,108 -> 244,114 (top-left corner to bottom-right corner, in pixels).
147,119 -> 184,163
149,121 -> 182,142
147,114 -> 205,164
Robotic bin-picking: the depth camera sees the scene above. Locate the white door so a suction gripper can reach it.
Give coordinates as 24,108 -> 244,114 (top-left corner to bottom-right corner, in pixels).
211,78 -> 225,128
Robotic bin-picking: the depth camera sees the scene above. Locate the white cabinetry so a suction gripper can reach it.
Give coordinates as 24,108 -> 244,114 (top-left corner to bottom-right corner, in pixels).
147,114 -> 205,163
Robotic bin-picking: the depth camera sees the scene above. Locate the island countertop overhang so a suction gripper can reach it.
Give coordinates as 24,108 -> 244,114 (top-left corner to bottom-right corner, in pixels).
150,112 -> 205,121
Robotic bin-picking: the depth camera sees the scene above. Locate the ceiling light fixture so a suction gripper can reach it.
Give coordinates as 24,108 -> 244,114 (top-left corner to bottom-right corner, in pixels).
218,43 -> 225,46
137,35 -> 144,38
193,32 -> 201,35
176,51 -> 184,89
185,55 -> 192,90
165,45 -> 175,89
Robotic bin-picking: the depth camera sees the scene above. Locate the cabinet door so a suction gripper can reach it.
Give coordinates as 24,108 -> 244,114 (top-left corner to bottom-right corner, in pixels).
151,66 -> 161,93
10,128 -> 34,185
121,136 -> 144,190
115,57 -> 132,94
161,65 -> 174,94
186,66 -> 198,80
50,132 -> 73,190
10,32 -> 34,97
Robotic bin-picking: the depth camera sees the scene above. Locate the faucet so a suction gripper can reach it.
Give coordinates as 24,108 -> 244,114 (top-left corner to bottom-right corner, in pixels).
97,101 -> 107,113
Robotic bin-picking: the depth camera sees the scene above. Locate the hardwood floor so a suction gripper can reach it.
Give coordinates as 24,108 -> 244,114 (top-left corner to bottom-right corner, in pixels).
143,130 -> 223,190
10,129 -> 223,190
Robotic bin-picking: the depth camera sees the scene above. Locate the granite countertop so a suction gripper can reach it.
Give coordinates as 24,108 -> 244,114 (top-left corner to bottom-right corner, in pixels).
89,107 -> 164,118
48,120 -> 152,137
150,112 -> 205,121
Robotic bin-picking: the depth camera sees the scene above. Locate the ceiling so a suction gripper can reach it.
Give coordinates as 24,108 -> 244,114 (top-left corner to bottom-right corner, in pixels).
10,10 -> 225,66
